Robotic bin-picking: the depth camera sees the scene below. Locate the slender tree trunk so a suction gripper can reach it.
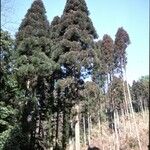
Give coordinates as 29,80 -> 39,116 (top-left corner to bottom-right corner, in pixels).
116,110 -> 120,136
30,89 -> 38,150
112,129 -> 115,150
87,112 -> 91,146
98,111 -> 103,149
49,147 -> 53,150
140,97 -> 144,119
55,110 -> 59,148
90,115 -> 92,131
68,120 -> 74,150
52,114 -> 56,150
68,138 -> 74,150
114,110 -> 119,150
75,104 -> 80,150
100,105 -> 104,150
122,79 -> 129,116
47,114 -> 52,150
98,111 -> 101,137
83,116 -> 86,145
27,79 -> 30,90
62,108 -> 67,149
121,108 -> 126,134
121,70 -> 133,136
124,69 -> 142,150
98,94 -> 101,138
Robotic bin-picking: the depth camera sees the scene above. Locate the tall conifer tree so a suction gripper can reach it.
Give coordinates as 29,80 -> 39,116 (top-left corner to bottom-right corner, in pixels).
50,0 -> 98,73
114,27 -> 130,74
50,0 -> 98,149
14,0 -> 59,149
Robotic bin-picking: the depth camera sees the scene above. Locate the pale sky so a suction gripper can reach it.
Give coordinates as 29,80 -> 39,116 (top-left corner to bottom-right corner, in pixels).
1,0 -> 149,85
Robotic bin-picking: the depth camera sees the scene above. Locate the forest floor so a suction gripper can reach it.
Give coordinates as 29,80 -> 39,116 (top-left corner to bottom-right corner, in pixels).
81,110 -> 149,150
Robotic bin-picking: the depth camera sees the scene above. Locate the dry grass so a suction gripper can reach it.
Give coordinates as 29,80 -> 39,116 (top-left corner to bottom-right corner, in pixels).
81,110 -> 149,150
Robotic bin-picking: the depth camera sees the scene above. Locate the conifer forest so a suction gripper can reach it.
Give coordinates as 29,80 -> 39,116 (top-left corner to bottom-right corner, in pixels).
0,0 -> 149,150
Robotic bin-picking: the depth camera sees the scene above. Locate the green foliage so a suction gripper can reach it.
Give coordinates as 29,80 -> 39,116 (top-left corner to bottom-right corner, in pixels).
55,77 -> 80,108
50,0 -> 97,71
114,27 -> 130,72
0,30 -> 14,90
81,81 -> 103,124
108,77 -> 124,104
0,102 -> 17,129
0,128 -> 12,150
13,0 -> 60,149
0,29 -> 20,150
15,0 -> 60,90
16,0 -> 50,44
101,34 -> 114,74
64,0 -> 90,15
2,125 -> 29,150
131,75 -> 149,111
0,30 -> 14,61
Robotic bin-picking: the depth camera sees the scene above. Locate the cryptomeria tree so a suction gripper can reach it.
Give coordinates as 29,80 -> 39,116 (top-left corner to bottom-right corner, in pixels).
101,35 -> 114,83
114,27 -> 130,75
50,0 -> 97,73
92,34 -> 114,96
14,0 -> 59,149
94,34 -> 114,103
92,40 -> 107,92
93,28 -> 131,134
114,27 -> 130,115
50,0 -> 98,149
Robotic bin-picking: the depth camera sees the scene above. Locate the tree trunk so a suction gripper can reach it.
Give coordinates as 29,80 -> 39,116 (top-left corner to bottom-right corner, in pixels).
68,118 -> 74,150
122,79 -> 129,116
75,104 -> 80,150
83,116 -> 86,145
90,116 -> 92,131
116,110 -> 120,136
55,110 -> 59,148
121,108 -> 126,133
47,115 -> 53,150
124,69 -> 142,150
114,110 -> 119,150
68,138 -> 74,150
87,112 -> 91,146
27,79 -> 30,90
140,97 -> 144,119
98,111 -> 101,137
62,108 -> 67,149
